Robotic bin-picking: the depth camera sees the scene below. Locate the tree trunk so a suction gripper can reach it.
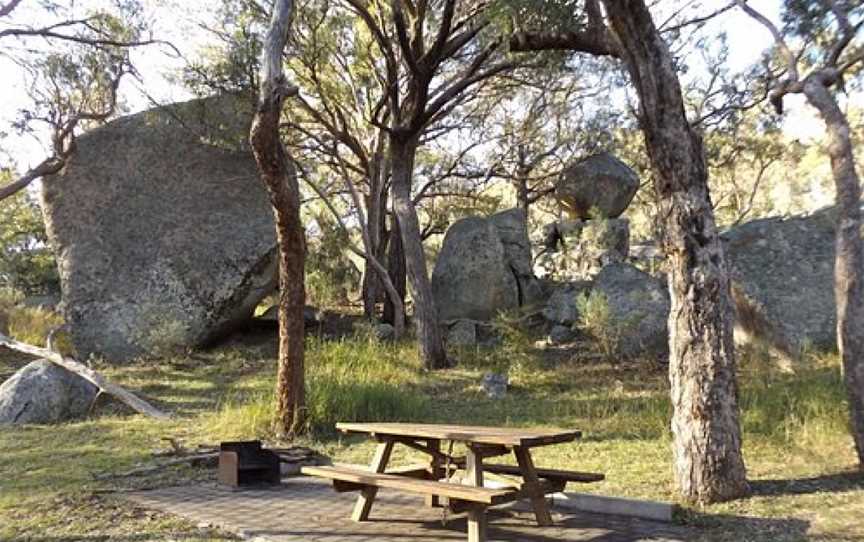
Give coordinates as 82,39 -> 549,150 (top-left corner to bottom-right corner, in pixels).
383,214 -> 407,327
602,0 -> 749,503
361,187 -> 389,319
249,0 -> 305,438
803,77 -> 864,466
389,134 -> 447,368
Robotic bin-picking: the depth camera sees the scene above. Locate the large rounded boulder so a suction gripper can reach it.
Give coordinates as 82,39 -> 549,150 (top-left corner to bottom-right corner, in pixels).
554,152 -> 639,219
0,359 -> 98,425
432,217 -> 518,322
41,96 -> 276,362
432,208 -> 542,323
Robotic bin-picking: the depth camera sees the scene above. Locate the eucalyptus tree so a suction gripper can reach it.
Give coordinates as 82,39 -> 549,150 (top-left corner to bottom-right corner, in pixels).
510,0 -> 749,503
249,0 -> 306,437
345,0 -> 520,369
289,1 -> 406,332
736,0 -> 864,467
0,0 -> 158,202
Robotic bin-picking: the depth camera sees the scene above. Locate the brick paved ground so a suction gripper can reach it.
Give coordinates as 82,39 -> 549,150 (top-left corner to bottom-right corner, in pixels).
123,477 -> 693,541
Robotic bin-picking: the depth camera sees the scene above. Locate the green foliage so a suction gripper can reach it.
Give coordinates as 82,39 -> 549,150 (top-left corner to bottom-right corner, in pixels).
304,212 -> 361,308
179,0 -> 263,97
575,290 -> 632,363
482,310 -> 545,381
0,192 -> 58,294
487,0 -> 585,34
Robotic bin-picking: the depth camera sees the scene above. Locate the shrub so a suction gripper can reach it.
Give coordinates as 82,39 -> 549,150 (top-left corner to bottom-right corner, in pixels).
575,290 -> 621,362
0,193 -> 59,295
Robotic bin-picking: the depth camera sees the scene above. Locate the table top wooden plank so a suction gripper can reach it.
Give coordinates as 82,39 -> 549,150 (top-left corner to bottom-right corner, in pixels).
335,422 -> 582,447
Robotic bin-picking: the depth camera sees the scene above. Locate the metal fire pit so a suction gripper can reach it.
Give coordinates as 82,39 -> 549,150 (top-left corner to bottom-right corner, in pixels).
218,440 -> 281,487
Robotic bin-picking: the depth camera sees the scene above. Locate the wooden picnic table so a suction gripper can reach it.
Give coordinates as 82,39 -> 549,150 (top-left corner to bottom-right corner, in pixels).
302,422 -> 604,542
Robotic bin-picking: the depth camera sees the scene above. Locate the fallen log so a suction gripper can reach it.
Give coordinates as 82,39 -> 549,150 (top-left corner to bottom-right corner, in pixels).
0,332 -> 172,420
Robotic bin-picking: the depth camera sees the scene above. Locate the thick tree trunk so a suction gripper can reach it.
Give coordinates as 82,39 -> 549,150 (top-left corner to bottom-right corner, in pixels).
383,214 -> 407,327
389,135 -> 447,368
803,78 -> 864,466
602,0 -> 749,503
249,0 -> 305,437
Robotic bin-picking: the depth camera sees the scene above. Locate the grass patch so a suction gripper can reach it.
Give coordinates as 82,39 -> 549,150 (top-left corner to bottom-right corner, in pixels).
0,332 -> 861,541
0,288 -> 70,353
203,336 -> 428,438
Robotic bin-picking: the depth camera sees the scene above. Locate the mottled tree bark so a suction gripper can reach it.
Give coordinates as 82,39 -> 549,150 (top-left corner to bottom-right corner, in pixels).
390,135 -> 446,368
602,0 -> 749,503
249,0 -> 305,437
803,78 -> 864,465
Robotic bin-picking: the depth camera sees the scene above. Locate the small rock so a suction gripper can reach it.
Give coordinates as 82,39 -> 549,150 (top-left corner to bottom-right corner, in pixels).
373,323 -> 395,341
447,320 -> 477,346
481,372 -> 508,399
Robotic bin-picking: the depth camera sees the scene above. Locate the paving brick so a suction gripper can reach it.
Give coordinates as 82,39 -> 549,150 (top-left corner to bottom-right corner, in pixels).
122,477 -> 692,541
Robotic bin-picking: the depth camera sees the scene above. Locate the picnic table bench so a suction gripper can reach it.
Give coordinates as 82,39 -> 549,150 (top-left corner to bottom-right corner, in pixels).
301,422 -> 604,542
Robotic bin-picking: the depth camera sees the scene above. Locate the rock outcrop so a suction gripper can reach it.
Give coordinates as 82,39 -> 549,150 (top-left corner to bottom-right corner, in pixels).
541,264 -> 668,359
0,359 -> 98,425
542,280 -> 592,326
592,263 -> 669,359
41,96 -> 276,362
723,208 -> 842,360
554,152 -> 640,220
432,209 -> 541,323
488,209 -> 544,305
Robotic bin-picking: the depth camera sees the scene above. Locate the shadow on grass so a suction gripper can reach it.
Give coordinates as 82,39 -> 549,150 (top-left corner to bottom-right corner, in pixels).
750,470 -> 864,497
686,511 -> 810,542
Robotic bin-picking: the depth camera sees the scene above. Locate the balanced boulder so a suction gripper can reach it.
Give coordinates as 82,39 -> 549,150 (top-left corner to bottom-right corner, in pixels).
0,359 -> 98,425
554,152 -> 639,219
41,96 -> 276,361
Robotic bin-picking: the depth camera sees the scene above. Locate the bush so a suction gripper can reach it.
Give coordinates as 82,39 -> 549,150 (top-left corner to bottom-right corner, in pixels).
575,290 -> 621,362
0,193 -> 59,295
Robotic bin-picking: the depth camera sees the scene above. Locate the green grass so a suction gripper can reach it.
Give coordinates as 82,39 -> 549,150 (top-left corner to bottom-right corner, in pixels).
0,332 -> 861,541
